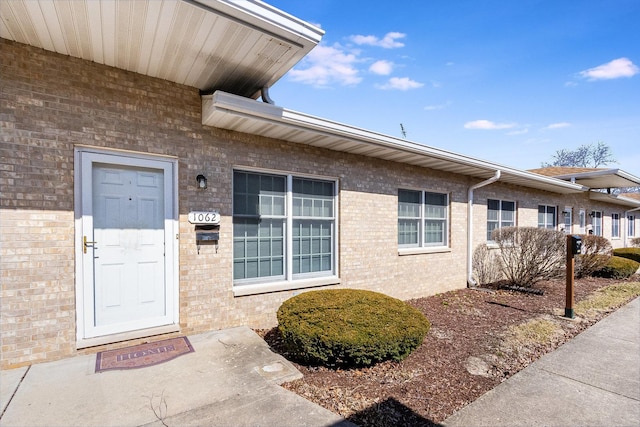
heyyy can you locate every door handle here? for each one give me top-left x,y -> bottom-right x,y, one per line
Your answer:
83,236 -> 97,254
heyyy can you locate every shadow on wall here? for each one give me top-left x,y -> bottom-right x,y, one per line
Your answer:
346,397 -> 445,427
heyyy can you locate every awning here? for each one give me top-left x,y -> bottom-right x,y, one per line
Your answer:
0,0 -> 323,98
203,91 -> 587,195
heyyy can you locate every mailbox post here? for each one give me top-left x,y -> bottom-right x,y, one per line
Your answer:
565,235 -> 582,319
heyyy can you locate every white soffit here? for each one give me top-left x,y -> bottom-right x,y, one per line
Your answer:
0,0 -> 323,98
589,191 -> 640,208
203,91 -> 587,195
552,169 -> 640,189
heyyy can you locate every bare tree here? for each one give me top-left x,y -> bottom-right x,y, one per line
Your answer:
542,141 -> 616,168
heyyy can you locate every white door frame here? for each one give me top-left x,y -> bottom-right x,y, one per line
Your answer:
74,147 -> 179,347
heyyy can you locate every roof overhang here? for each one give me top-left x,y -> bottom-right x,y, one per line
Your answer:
551,169 -> 640,189
0,0 -> 323,98
203,91 -> 587,195
589,191 -> 640,208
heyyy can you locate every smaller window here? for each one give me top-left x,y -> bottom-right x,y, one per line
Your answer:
592,211 -> 602,236
398,190 -> 449,248
487,199 -> 516,241
579,209 -> 586,234
629,215 -> 636,237
612,213 -> 620,238
538,205 -> 557,229
562,208 -> 572,234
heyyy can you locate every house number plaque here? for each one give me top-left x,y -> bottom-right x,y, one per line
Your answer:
188,211 -> 220,225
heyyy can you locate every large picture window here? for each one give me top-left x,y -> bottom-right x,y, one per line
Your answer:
233,171 -> 336,286
487,199 -> 516,241
398,189 -> 448,248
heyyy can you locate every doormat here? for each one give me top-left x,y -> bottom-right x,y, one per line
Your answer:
95,337 -> 194,373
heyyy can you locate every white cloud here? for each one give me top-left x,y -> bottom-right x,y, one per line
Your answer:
507,128 -> 529,135
349,32 -> 406,48
376,77 -> 424,90
545,122 -> 571,130
288,44 -> 362,87
579,57 -> 639,81
369,60 -> 394,75
464,120 -> 516,130
424,101 -> 452,111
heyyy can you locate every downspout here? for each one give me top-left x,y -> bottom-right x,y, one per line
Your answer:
467,170 -> 501,287
623,206 -> 640,247
261,86 -> 275,105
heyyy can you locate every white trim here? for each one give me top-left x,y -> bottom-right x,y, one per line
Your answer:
74,147 -> 179,343
204,91 -> 586,195
231,168 -> 339,292
399,247 -> 451,256
233,276 -> 341,297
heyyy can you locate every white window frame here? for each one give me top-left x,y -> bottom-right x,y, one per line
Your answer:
579,209 -> 586,234
592,210 -> 603,236
611,213 -> 620,239
538,205 -> 557,229
562,207 -> 572,234
629,215 -> 636,237
487,199 -> 516,242
232,168 -> 339,296
398,189 -> 449,252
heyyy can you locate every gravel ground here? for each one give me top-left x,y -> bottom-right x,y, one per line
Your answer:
258,276 -> 638,427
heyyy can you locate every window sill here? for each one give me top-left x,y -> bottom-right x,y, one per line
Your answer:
233,276 -> 341,297
398,246 -> 451,256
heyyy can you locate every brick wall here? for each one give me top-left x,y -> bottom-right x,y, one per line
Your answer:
0,39 -> 634,368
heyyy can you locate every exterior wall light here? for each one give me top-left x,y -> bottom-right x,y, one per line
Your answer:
196,174 -> 207,189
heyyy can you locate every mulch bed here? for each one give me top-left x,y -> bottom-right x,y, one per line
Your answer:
257,276 -> 638,427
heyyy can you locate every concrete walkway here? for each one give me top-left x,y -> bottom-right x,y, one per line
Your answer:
444,297 -> 640,427
2,299 -> 638,427
0,326 -> 354,427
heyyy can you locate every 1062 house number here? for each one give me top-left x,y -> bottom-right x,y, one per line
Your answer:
188,211 -> 220,225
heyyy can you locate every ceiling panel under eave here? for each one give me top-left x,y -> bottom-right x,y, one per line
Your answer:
203,91 -> 588,196
0,0 -> 322,98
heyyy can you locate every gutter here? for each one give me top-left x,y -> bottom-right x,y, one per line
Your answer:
467,170 -> 501,287
623,206 -> 640,247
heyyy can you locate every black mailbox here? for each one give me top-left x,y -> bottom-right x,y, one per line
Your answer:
569,235 -> 582,255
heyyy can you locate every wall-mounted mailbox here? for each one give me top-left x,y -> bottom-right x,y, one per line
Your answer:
569,235 -> 582,255
196,231 -> 219,242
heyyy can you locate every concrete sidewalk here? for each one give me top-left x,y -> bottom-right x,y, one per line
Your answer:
0,326 -> 354,427
2,299 -> 638,427
444,297 -> 640,427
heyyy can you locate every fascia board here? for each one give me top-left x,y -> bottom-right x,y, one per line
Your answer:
204,91 -> 587,194
190,0 -> 324,46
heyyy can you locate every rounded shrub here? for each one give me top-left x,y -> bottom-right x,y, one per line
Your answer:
613,248 -> 640,263
277,289 -> 431,368
594,256 -> 640,279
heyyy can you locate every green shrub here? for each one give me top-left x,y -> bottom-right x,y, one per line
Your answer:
277,289 -> 430,368
613,247 -> 640,263
594,256 -> 640,279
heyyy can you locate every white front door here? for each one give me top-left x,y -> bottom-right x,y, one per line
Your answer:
79,151 -> 177,339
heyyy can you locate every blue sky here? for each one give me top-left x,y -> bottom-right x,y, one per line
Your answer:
267,0 -> 640,175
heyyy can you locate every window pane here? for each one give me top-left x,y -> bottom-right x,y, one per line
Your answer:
425,220 -> 445,245
398,190 -> 420,218
293,219 -> 333,275
233,218 -> 285,280
487,199 -> 499,221
398,219 -> 419,245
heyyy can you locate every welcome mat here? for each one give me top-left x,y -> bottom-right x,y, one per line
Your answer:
95,336 -> 194,373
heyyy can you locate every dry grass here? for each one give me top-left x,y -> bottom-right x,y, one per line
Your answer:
575,282 -> 640,317
507,318 -> 563,347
